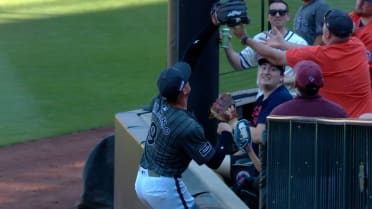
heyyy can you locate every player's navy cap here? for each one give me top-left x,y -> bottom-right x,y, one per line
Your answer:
324,9 -> 353,38
157,62 -> 191,101
294,60 -> 324,90
257,54 -> 285,73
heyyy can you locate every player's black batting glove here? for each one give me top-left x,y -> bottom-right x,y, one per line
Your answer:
210,0 -> 250,27
233,119 -> 252,151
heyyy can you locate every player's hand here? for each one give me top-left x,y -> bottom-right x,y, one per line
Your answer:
211,15 -> 219,26
217,122 -> 233,134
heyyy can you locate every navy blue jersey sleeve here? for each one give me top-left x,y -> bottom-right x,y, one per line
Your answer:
181,22 -> 219,70
181,122 -> 216,165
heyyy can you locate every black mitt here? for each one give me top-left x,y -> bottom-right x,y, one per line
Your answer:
211,0 -> 250,27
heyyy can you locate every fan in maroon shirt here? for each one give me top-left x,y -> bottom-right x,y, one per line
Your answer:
271,60 -> 348,118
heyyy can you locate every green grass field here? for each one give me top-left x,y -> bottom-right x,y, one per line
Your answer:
0,0 -> 353,146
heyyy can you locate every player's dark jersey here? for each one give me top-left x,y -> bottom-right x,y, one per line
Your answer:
140,96 -> 215,177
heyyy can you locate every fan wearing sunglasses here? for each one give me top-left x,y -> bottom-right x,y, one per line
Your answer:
293,0 -> 330,45
268,9 -> 287,16
224,0 -> 307,98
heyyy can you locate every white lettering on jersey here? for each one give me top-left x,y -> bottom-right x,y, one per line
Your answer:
153,101 -> 170,135
146,122 -> 157,145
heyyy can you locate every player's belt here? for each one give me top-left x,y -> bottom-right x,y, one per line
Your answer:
140,167 -> 181,178
140,167 -> 161,177
147,169 -> 161,177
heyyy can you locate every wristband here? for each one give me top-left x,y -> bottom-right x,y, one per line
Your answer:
241,35 -> 250,45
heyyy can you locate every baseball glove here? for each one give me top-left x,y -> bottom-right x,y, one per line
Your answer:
210,93 -> 238,122
211,0 -> 250,27
234,119 -> 252,151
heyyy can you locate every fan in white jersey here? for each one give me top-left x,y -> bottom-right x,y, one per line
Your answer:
224,0 -> 308,97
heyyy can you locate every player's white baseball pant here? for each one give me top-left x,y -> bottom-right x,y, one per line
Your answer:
135,167 -> 195,209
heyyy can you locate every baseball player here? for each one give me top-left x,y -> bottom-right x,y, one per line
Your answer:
134,1 -> 249,209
